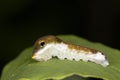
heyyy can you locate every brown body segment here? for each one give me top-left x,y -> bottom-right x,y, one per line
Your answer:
68,44 -> 98,54
33,35 -> 99,55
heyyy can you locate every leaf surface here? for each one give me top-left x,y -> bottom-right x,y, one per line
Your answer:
1,35 -> 120,80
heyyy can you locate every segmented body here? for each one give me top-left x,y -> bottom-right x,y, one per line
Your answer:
32,35 -> 109,67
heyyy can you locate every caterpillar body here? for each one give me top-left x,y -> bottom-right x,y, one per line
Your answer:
32,35 -> 109,67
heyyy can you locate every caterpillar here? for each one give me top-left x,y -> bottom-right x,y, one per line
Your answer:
32,35 -> 109,67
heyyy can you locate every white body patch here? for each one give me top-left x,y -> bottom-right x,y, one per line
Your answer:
32,43 -> 109,67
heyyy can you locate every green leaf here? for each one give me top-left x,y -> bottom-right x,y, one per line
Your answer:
1,35 -> 120,80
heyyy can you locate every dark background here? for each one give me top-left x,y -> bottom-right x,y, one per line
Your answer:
0,0 -> 120,76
